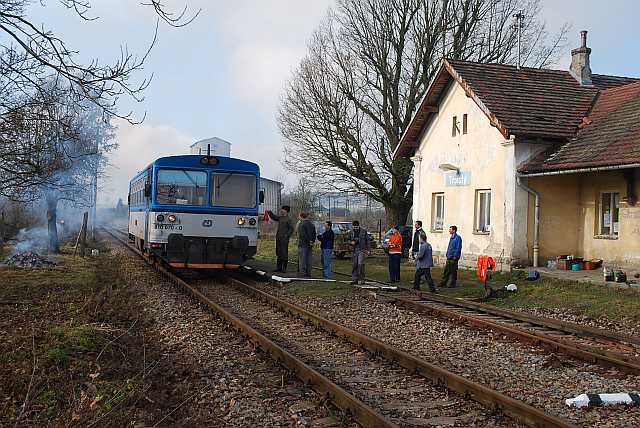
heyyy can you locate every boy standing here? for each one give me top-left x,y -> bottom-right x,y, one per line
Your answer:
414,234 -> 437,292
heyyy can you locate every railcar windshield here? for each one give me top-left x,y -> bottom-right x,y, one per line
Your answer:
156,169 -> 208,205
212,173 -> 256,208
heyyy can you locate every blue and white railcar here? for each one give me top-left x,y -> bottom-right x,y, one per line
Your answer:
128,155 -> 262,268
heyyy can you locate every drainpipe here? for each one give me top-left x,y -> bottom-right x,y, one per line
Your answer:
516,176 -> 540,268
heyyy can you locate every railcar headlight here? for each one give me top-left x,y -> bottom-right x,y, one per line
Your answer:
237,217 -> 246,226
167,214 -> 177,223
248,218 -> 256,226
156,214 -> 165,222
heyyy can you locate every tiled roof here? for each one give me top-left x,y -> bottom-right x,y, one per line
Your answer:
393,59 -> 638,160
447,60 -> 634,139
519,82 -> 640,173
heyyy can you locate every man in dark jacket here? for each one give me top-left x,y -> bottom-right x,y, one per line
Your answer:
317,221 -> 334,279
411,220 -> 427,258
297,212 -> 316,278
440,225 -> 462,288
266,205 -> 295,272
414,234 -> 437,292
348,220 -> 369,285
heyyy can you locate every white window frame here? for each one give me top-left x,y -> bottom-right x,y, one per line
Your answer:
599,191 -> 620,236
431,193 -> 445,232
474,189 -> 491,234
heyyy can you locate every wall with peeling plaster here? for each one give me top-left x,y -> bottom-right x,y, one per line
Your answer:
528,170 -> 640,267
412,82 -> 512,269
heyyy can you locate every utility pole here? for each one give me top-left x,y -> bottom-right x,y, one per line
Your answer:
513,10 -> 525,69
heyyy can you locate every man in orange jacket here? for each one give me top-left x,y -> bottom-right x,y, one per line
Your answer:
385,226 -> 403,283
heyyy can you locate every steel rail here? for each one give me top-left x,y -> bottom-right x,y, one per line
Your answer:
102,228 -> 399,428
226,274 -> 577,428
408,289 -> 640,347
390,294 -> 640,376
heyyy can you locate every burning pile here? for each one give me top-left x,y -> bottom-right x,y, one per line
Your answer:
4,251 -> 57,268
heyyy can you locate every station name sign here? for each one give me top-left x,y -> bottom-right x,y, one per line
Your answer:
445,171 -> 471,187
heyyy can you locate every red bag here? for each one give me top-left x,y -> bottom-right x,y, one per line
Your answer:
263,210 -> 270,222
477,255 -> 496,281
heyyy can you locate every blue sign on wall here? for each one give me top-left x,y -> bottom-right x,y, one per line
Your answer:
445,171 -> 471,186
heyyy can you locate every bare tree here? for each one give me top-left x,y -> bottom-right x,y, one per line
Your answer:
283,178 -> 320,220
279,0 -> 568,227
0,85 -> 117,252
0,0 -> 198,222
0,1 -> 198,122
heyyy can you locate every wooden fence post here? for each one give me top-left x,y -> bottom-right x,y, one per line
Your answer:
80,212 -> 88,258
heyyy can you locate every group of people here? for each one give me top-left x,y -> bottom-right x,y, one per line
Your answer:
384,221 -> 462,292
266,205 -> 369,284
265,205 -> 463,291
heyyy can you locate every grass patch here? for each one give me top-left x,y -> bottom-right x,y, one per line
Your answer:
0,236 -> 161,427
256,237 -> 640,322
285,281 -> 356,298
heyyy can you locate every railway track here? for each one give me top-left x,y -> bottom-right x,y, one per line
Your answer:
388,291 -> 640,376
261,251 -> 640,376
105,227 -> 576,428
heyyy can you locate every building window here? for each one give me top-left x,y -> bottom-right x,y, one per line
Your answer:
431,193 -> 445,231
452,116 -> 457,137
475,189 -> 491,233
600,192 -> 620,236
462,114 -> 468,134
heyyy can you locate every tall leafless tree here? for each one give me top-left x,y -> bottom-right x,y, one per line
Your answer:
279,0 -> 568,227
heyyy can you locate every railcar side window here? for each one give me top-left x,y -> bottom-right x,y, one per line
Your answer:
156,169 -> 207,205
212,173 -> 256,208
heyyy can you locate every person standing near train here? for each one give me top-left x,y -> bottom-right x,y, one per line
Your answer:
440,225 -> 462,288
414,234 -> 437,292
385,225 -> 403,283
317,221 -> 335,279
297,212 -> 316,278
411,220 -> 427,259
266,205 -> 295,273
348,220 -> 369,285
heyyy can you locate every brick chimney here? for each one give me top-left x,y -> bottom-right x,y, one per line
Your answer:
570,30 -> 593,86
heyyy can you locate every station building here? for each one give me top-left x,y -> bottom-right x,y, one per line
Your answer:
393,32 -> 640,269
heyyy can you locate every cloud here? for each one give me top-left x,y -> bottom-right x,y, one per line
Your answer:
99,119 -> 194,207
212,0 -> 333,112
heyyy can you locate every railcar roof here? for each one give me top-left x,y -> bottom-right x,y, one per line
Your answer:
152,155 -> 259,171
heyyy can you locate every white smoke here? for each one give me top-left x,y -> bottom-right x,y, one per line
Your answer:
12,227 -> 54,255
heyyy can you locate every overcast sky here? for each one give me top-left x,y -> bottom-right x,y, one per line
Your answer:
29,0 -> 640,206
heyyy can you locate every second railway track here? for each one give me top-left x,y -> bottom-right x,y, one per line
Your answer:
387,291 -> 640,376
260,252 -> 640,376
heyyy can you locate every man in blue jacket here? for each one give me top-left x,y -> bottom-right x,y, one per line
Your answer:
317,221 -> 335,279
440,225 -> 462,288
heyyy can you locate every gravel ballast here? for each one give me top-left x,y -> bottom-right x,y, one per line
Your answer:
262,285 -> 640,428
193,279 -> 524,428
107,240 -> 339,427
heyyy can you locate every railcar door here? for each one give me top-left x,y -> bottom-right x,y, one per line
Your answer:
143,169 -> 152,251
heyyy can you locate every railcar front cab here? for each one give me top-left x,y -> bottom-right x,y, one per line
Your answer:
130,155 -> 263,269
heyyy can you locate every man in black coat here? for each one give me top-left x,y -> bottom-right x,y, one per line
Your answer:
297,212 -> 316,278
411,220 -> 427,258
266,205 -> 295,272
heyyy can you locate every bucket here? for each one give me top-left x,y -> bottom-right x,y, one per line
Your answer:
571,262 -> 582,271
